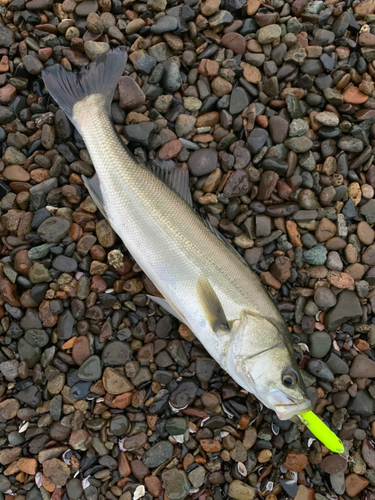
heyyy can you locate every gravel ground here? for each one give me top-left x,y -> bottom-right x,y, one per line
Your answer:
0,0 -> 375,498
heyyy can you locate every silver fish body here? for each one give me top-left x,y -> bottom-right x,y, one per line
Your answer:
43,47 -> 312,420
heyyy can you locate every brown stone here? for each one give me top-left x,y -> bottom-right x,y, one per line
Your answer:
357,221 -> 375,246
349,355 -> 375,378
121,432 -> 147,451
42,458 -> 70,486
118,76 -> 146,110
260,271 -> 281,290
39,300 -> 58,327
0,56 -> 9,73
72,336 -> 91,366
112,392 -> 133,409
363,245 -> 375,266
178,323 -> 196,342
348,182 -> 361,206
158,139 -> 182,160
221,33 -> 246,55
201,0 -> 220,15
3,165 -> 30,182
102,367 -> 134,395
0,447 -> 21,465
258,449 -> 272,463
0,278 -> 21,307
246,0 -> 260,14
201,392 -> 220,408
14,249 -> 32,276
195,112 -> 219,128
123,277 -> 143,294
320,454 -> 347,474
359,32 -> 375,46
198,59 -> 219,77
346,263 -> 365,280
96,219 -> 116,248
30,168 -> 50,183
326,237 -> 346,250
342,86 -> 368,105
327,271 -> 355,290
69,429 -> 90,450
118,452 -> 131,477
270,256 -> 291,283
200,439 -> 222,452
241,62 -> 262,84
286,221 -> 302,247
283,451 -> 308,472
258,171 -> 279,201
17,458 -> 37,475
39,47 -> 53,63
355,0 -> 375,15
295,486 -> 315,500
345,474 -> 369,496
315,218 -> 336,242
211,77 -> 232,97
145,476 -> 162,497
243,427 -> 257,450
0,84 -> 16,103
0,398 -> 19,420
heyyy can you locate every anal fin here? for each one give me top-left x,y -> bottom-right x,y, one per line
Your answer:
82,173 -> 108,219
147,294 -> 188,325
196,276 -> 230,333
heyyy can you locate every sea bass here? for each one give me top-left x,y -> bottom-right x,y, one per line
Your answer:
43,46 -> 312,421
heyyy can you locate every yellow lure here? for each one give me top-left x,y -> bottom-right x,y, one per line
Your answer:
299,411 -> 345,454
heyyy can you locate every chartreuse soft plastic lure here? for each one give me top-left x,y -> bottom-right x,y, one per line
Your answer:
299,411 -> 345,453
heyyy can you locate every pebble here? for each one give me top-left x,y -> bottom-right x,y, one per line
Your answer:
188,149 -> 218,176
325,290 -> 363,330
309,331 -> 331,358
102,367 -> 134,394
142,441 -> 174,468
37,217 -> 71,243
0,399 -> 19,420
43,458 -> 70,486
162,469 -> 190,500
78,355 -> 102,381
283,452 -> 308,473
228,480 -> 255,500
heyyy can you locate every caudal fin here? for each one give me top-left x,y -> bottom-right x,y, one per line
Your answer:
42,46 -> 128,127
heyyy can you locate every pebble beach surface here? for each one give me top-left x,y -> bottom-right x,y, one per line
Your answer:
1,0 -> 375,499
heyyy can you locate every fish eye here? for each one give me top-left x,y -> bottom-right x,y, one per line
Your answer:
282,371 -> 298,387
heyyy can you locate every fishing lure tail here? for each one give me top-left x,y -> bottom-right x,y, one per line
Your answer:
299,411 -> 345,454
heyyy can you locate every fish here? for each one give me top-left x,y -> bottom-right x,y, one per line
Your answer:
42,46 -> 312,422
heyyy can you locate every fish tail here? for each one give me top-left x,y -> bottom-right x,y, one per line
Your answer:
42,47 -> 128,127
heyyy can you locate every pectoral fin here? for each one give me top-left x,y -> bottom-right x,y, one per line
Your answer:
197,276 -> 229,333
147,295 -> 188,325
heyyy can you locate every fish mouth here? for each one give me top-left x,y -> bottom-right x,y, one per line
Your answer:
266,390 -> 312,420
275,400 -> 313,421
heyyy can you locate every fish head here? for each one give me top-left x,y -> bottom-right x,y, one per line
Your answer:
227,312 -> 312,421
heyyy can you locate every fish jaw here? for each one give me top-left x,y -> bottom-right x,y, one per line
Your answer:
271,393 -> 313,421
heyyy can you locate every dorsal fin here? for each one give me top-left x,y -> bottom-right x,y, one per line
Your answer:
149,159 -> 193,207
203,217 -> 249,267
